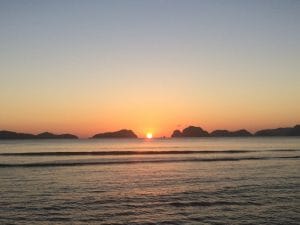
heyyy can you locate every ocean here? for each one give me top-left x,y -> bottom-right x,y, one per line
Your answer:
0,138 -> 299,224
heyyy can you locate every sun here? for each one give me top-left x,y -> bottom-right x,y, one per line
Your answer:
146,133 -> 153,139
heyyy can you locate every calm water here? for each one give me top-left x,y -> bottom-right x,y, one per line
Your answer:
0,138 -> 299,224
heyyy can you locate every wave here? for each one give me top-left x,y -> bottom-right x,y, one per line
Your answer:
0,156 -> 298,168
170,200 -> 262,207
0,150 -> 255,156
0,149 -> 298,157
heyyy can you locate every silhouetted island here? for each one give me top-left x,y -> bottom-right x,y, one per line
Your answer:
255,125 -> 300,136
36,132 -> 78,139
0,130 -> 78,140
171,125 -> 300,137
92,129 -> 137,138
171,126 -> 209,137
211,129 -> 252,137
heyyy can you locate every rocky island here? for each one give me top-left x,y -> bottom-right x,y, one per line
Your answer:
255,125 -> 300,136
211,129 -> 252,137
171,125 -> 300,137
35,132 -> 78,139
171,126 -> 209,137
92,129 -> 137,138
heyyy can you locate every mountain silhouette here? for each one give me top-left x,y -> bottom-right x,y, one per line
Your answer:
171,125 -> 300,137
211,129 -> 252,137
0,130 -> 78,140
92,129 -> 137,138
36,132 -> 78,139
172,126 -> 209,137
255,125 -> 300,136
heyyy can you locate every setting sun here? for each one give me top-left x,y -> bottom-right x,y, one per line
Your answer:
146,133 -> 153,139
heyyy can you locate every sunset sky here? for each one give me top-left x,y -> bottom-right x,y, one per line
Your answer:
0,0 -> 299,138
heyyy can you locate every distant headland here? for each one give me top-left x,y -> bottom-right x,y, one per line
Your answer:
0,131 -> 78,140
172,125 -> 300,137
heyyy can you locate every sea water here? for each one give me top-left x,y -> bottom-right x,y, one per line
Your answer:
0,138 -> 299,224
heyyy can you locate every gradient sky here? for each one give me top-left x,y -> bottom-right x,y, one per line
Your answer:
0,0 -> 299,138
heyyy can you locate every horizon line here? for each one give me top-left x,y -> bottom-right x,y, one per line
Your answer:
1,124 -> 300,139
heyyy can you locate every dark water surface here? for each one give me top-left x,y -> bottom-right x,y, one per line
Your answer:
0,138 -> 299,224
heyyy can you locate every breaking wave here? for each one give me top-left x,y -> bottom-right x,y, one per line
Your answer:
0,155 -> 298,168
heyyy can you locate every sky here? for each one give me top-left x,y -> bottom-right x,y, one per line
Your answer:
0,0 -> 299,138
